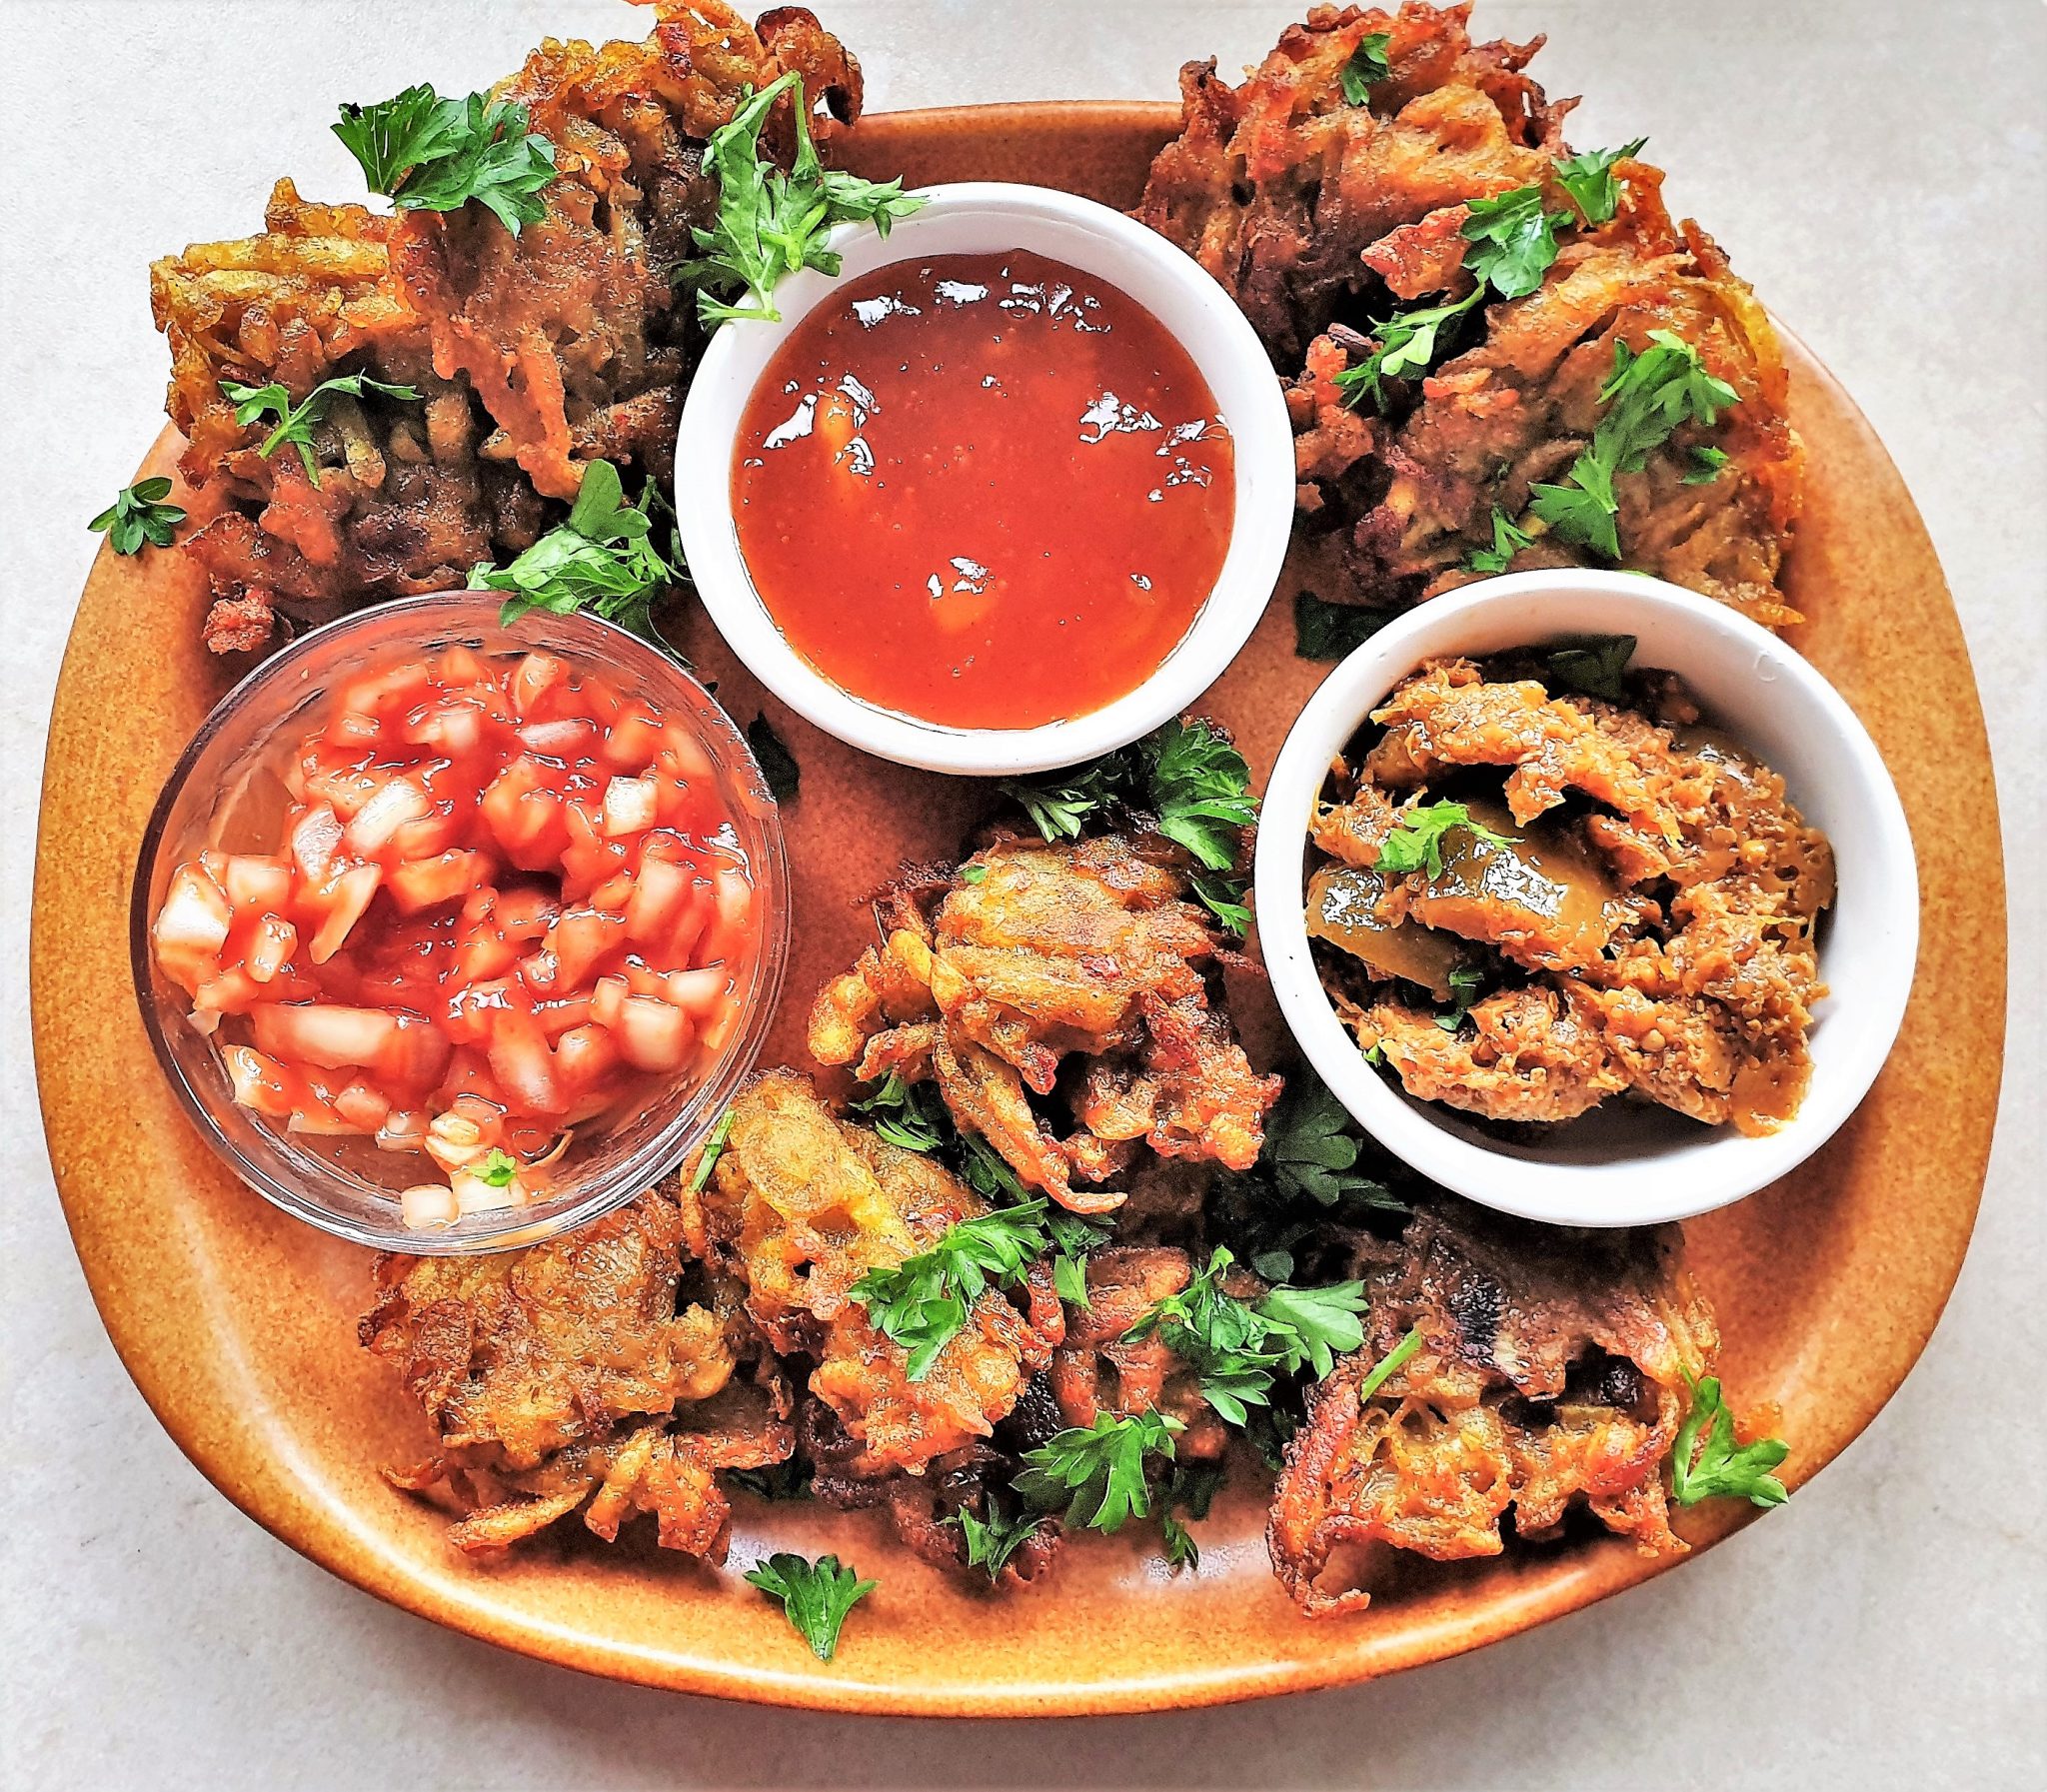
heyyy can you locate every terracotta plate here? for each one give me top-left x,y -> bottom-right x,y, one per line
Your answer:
31,104 -> 2005,1715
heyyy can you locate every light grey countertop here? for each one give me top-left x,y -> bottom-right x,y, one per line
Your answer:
3,3 -> 2040,1787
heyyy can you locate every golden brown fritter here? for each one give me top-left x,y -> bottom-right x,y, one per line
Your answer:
688,1069 -> 1061,1476
1316,657 -> 1833,1131
154,2 -> 864,653
809,835 -> 1281,1207
362,1176 -> 792,1558
1268,1201 -> 1717,1614
1134,4 -> 1802,628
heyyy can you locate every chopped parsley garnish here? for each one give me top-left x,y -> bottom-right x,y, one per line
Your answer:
1337,32 -> 1393,105
847,1200 -> 1051,1379
1670,1375 -> 1790,1508
1001,718 -> 1256,934
467,460 -> 678,645
1375,799 -> 1515,881
475,1147 -> 520,1187
334,84 -> 558,233
681,72 -> 925,327
1460,185 -> 1573,301
689,1106 -> 736,1193
1434,961 -> 1488,1032
953,1493 -> 1043,1582
1555,137 -> 1648,227
727,1456 -> 813,1502
1124,1246 -> 1366,1424
960,863 -> 989,885
220,372 -> 421,485
1331,286 -> 1483,413
1293,589 -> 1391,662
1015,1409 -> 1182,1533
1351,1324 -> 1425,1405
1528,331 -> 1740,559
743,1552 -> 876,1660
747,713 -> 800,801
1160,1462 -> 1221,1571
1685,444 -> 1730,485
1265,1077 -> 1392,1208
1465,505 -> 1536,575
1545,633 -> 1637,703
89,478 -> 185,556
851,1071 -> 948,1152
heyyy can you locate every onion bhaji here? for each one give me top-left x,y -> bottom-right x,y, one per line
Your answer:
808,834 -> 1281,1210
1312,656 -> 1834,1130
360,1174 -> 793,1558
1268,1200 -> 1717,1615
1133,3 -> 1803,627
152,2 -> 863,653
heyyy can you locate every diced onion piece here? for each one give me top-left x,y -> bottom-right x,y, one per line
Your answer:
437,644 -> 486,687
221,855 -> 292,912
406,701 -> 483,755
618,994 -> 693,1072
509,652 -> 566,719
591,974 -> 628,1030
487,1008 -> 564,1113
453,1168 -> 524,1213
401,1183 -> 460,1228
223,1046 -> 292,1116
152,864 -> 233,988
333,1080 -> 392,1131
376,1014 -> 453,1092
194,967 -> 262,1014
547,908 -> 628,989
387,849 -> 486,915
518,718 -> 596,757
310,864 -> 382,962
664,964 -> 731,1019
661,723 -> 716,785
244,913 -> 298,983
554,1022 -> 621,1087
187,1006 -> 222,1036
287,1100 -> 359,1135
291,804 -> 345,884
345,776 -> 431,854
626,856 -> 688,944
603,776 -> 660,838
377,1109 -> 429,1152
251,1001 -> 398,1069
601,710 -> 663,771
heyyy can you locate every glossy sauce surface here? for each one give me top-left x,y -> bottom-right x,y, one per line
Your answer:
732,249 -> 1234,729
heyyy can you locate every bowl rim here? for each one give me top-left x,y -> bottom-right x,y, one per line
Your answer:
1252,570 -> 1922,1227
672,179 -> 1296,776
128,590 -> 791,1255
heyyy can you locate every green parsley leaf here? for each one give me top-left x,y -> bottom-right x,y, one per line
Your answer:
1529,331 -> 1740,559
1047,1208 -> 1113,1307
1545,633 -> 1637,703
847,1200 -> 1051,1379
1434,960 -> 1489,1032
89,477 -> 186,556
1188,869 -> 1252,937
1555,137 -> 1648,227
1149,717 -> 1257,872
1159,1462 -> 1221,1571
1332,286 -> 1484,413
850,1071 -> 949,1154
1685,444 -> 1730,485
1460,186 -> 1571,300
747,713 -> 800,801
743,1552 -> 876,1660
468,460 -> 678,645
1375,799 -> 1516,881
1352,1324 -> 1425,1405
960,863 -> 989,885
1337,32 -> 1393,105
1000,762 -> 1115,843
335,84 -> 557,234
1465,505 -> 1535,575
1293,589 -> 1390,662
727,1456 -> 812,1501
1254,1280 -> 1369,1379
681,72 -> 926,327
1669,1375 -> 1790,1508
1265,1077 -> 1391,1208
220,372 -> 421,485
1016,1409 -> 1182,1532
953,1493 -> 1042,1582
476,1147 -> 520,1187
689,1106 -> 736,1193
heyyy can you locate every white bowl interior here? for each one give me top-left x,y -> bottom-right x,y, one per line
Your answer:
673,183 -> 1295,775
1253,572 -> 1920,1227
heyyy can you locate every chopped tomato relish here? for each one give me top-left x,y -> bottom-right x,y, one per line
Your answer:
149,645 -> 760,1224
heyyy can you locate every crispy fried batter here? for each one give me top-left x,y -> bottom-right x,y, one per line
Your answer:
1268,1200 -> 1717,1614
809,835 -> 1280,1206
1134,3 -> 1802,627
153,2 -> 863,651
692,1069 -> 1060,1476
362,1176 -> 791,1558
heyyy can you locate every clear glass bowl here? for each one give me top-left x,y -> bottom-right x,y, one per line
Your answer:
130,592 -> 790,1254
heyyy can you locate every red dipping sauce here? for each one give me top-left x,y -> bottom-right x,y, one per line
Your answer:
731,249 -> 1235,730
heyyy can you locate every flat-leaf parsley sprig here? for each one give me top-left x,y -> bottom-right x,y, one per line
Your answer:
681,72 -> 925,326
334,83 -> 558,233
744,1552 -> 876,1660
219,372 -> 422,486
846,1200 -> 1053,1380
1374,799 -> 1516,881
1669,1375 -> 1790,1508
89,478 -> 186,556
1015,1408 -> 1183,1533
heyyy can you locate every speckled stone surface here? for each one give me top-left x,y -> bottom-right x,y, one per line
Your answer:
4,1 -> 2041,1786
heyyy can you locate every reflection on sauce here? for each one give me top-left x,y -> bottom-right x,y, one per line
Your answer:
731,249 -> 1234,729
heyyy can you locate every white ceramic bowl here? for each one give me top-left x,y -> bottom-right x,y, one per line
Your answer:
672,182 -> 1295,776
1253,571 -> 1919,1228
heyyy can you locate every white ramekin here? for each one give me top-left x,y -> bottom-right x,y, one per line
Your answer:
672,182 -> 1295,776
1253,571 -> 1919,1228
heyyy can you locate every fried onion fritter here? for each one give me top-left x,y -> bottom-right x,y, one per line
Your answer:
1133,3 -> 1803,628
1267,1200 -> 1717,1614
361,1175 -> 792,1558
809,835 -> 1281,1208
153,2 -> 863,653
688,1069 -> 1061,1477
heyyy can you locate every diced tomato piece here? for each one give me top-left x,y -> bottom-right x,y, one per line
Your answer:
153,864 -> 233,990
251,1001 -> 398,1068
617,994 -> 693,1072
309,864 -> 382,962
516,948 -> 560,993
664,964 -> 732,1019
547,907 -> 628,989
387,849 -> 488,915
601,708 -> 664,772
495,888 -> 560,938
625,856 -> 688,944
376,1014 -> 453,1091
388,806 -> 464,862
405,700 -> 484,755
341,664 -> 433,719
591,975 -> 628,1030
457,926 -> 522,984
554,1022 -> 621,1087
534,994 -> 594,1040
590,871 -> 635,912
333,1081 -> 393,1130
194,966 -> 263,1015
487,1007 -> 564,1113
436,644 -> 486,688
